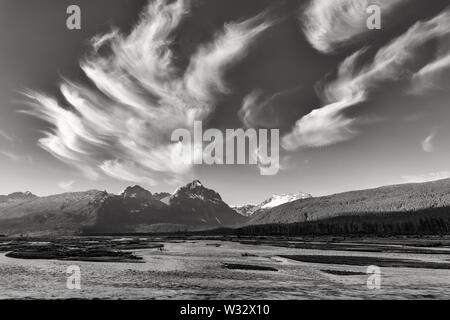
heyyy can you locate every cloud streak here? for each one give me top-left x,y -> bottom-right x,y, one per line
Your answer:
300,0 -> 407,53
0,150 -> 32,163
0,129 -> 13,143
58,180 -> 75,191
24,0 -> 273,186
283,8 -> 450,150
238,89 -> 291,128
421,131 -> 436,153
410,52 -> 450,94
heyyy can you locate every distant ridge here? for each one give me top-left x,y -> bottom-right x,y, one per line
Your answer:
0,191 -> 37,203
244,179 -> 450,235
2,178 -> 450,236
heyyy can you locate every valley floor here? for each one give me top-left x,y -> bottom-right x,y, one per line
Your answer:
0,236 -> 449,299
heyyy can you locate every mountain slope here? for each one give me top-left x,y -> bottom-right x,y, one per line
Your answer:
87,186 -> 168,233
166,180 -> 247,228
3,178 -> 450,236
247,179 -> 450,226
234,192 -> 312,217
0,181 -> 247,235
0,190 -> 108,236
259,193 -> 312,209
0,191 -> 37,204
233,204 -> 259,217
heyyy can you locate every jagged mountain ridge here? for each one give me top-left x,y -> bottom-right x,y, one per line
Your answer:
153,192 -> 171,201
3,178 -> 450,236
167,180 -> 246,227
0,191 -> 37,203
0,180 -> 246,235
121,185 -> 153,200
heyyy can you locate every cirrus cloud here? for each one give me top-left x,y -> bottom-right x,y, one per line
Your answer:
300,0 -> 407,53
283,8 -> 450,150
421,131 -> 436,153
23,0 -> 273,186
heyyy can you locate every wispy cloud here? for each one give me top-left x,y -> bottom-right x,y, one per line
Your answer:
421,131 -> 436,153
239,90 -> 274,128
300,0 -> 407,53
283,8 -> 450,150
0,150 -> 20,161
410,52 -> 450,94
282,96 -> 361,149
238,88 -> 296,128
23,0 -> 273,186
0,150 -> 32,163
58,180 -> 75,191
0,129 -> 13,143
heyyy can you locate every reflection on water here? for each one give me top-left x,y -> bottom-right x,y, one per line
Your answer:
0,240 -> 449,299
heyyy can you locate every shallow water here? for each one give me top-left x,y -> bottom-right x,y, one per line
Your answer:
0,240 -> 449,299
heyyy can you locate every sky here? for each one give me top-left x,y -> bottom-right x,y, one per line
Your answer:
0,0 -> 449,205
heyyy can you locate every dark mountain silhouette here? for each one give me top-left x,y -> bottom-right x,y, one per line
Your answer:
238,207 -> 450,236
89,186 -> 168,234
0,181 -> 247,236
166,180 -> 247,228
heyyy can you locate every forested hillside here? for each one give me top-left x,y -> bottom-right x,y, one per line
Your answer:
247,179 -> 450,227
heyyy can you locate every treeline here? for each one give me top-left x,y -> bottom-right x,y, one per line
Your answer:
237,207 -> 450,236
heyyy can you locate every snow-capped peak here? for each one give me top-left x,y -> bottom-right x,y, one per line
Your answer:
170,180 -> 222,203
260,193 -> 311,209
171,180 -> 203,196
121,185 -> 153,200
190,180 -> 203,189
233,192 -> 312,216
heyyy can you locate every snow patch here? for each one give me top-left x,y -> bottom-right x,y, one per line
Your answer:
260,193 -> 311,209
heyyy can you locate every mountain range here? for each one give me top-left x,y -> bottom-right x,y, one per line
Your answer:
1,178 -> 450,236
0,180 -> 245,236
